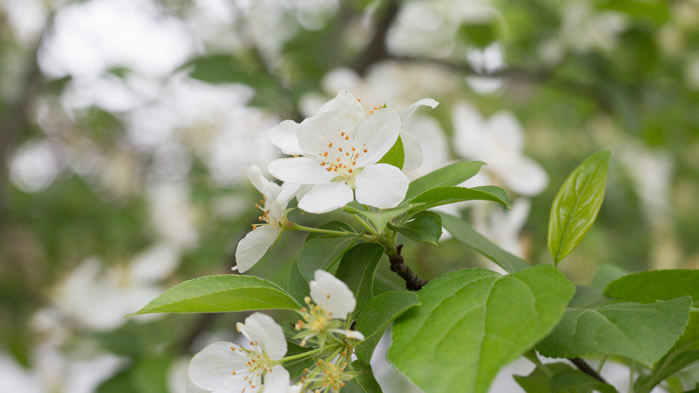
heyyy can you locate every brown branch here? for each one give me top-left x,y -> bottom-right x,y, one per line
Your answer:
351,0 -> 401,76
569,357 -> 609,384
388,244 -> 428,291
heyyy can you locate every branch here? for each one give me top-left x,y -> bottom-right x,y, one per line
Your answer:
351,0 -> 401,75
569,357 -> 609,384
388,244 -> 428,291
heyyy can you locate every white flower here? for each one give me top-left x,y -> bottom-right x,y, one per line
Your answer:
472,199 -> 531,260
233,165 -> 300,273
189,313 -> 290,393
452,102 -> 548,196
309,270 -> 356,320
268,90 -> 429,213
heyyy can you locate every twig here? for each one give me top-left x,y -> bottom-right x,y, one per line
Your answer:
351,0 -> 401,75
570,357 -> 609,384
388,244 -> 428,291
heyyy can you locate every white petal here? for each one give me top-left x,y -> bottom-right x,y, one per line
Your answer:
309,270 -> 356,319
316,90 -> 365,122
264,366 -> 290,392
297,182 -> 354,214
398,98 -> 439,123
353,109 -> 401,167
297,110 -> 358,157
497,156 -> 549,196
233,225 -> 281,273
268,157 -> 336,185
276,182 -> 301,207
270,120 -> 303,155
287,384 -> 304,393
399,131 -> 423,171
487,111 -> 524,154
128,242 -> 180,283
354,164 -> 409,209
189,342 -> 248,391
330,329 -> 365,340
452,102 -> 488,160
242,313 -> 288,361
247,165 -> 280,198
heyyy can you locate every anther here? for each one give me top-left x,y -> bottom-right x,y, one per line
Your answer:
328,142 -> 333,148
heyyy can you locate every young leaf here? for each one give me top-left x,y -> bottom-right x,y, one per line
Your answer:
377,136 -> 405,169
343,361 -> 383,393
537,297 -> 692,367
388,265 -> 574,393
405,161 -> 485,200
389,211 -> 442,245
407,185 -> 510,214
347,204 -> 417,234
354,290 -> 421,364
335,243 -> 385,311
604,270 -> 699,304
634,311 -> 699,393
550,369 -> 619,393
514,363 -> 574,393
548,149 -> 611,264
297,234 -> 357,281
439,212 -> 529,273
131,275 -> 299,315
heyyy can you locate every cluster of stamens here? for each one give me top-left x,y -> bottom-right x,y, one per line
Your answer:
299,358 -> 355,393
318,132 -> 368,178
229,342 -> 274,392
251,198 -> 274,231
295,296 -> 332,334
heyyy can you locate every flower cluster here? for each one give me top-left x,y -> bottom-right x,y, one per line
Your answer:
233,90 -> 437,273
189,271 -> 363,393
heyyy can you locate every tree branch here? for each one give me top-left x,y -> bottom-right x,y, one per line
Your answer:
388,244 -> 428,291
351,0 -> 401,75
569,357 -> 609,384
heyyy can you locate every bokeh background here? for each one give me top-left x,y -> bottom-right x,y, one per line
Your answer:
1,0 -> 698,392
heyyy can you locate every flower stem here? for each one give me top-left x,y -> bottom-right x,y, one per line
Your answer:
286,222 -> 354,237
280,344 -> 339,363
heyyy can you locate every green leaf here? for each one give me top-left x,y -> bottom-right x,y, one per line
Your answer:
537,297 -> 692,367
389,211 -> 442,245
377,136 -> 405,169
388,265 -> 574,393
635,311 -> 699,393
589,264 -> 629,290
407,185 -> 511,214
131,275 -> 299,315
343,361 -> 383,393
457,21 -> 498,48
346,204 -> 417,234
355,291 -> 421,364
297,234 -> 357,281
604,270 -> 699,304
335,243 -> 385,311
550,369 -> 619,393
514,363 -> 574,393
405,161 -> 485,200
548,149 -> 611,264
288,261 -> 309,304
438,212 -> 529,273
568,286 -> 614,308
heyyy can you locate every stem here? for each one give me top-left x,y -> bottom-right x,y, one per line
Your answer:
569,358 -> 608,384
280,344 -> 339,363
596,355 -> 608,374
351,214 -> 377,236
286,222 -> 355,237
524,350 -> 552,377
628,361 -> 635,393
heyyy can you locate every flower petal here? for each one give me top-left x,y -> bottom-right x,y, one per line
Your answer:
241,313 -> 287,361
268,157 -> 336,185
309,270 -> 356,320
316,90 -> 365,122
398,98 -> 439,123
263,366 -> 290,392
452,102 -> 489,160
270,120 -> 303,155
247,165 -> 280,198
275,182 -> 301,207
353,109 -> 401,167
297,110 -> 358,157
487,111 -> 524,153
297,182 -> 354,214
330,329 -> 365,341
354,164 -> 409,209
399,131 -> 423,171
189,342 -> 248,391
233,225 -> 280,273
496,156 -> 549,196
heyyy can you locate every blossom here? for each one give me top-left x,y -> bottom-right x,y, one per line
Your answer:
295,270 -> 364,345
472,199 -> 531,261
189,313 -> 290,393
268,90 -> 434,214
233,165 -> 300,273
452,102 -> 548,196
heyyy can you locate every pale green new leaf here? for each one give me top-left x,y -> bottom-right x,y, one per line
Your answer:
537,297 -> 691,367
389,211 -> 442,245
548,149 -> 611,264
131,275 -> 299,315
439,212 -> 529,273
405,161 -> 485,200
354,291 -> 421,364
605,270 -> 699,304
388,265 -> 574,393
346,204 -> 417,234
